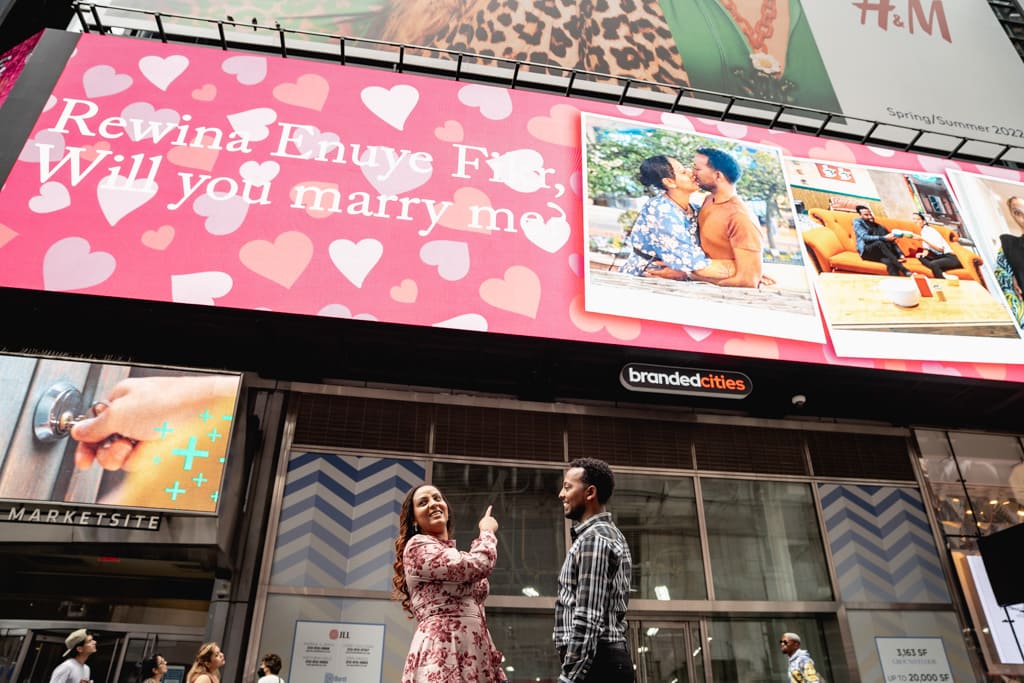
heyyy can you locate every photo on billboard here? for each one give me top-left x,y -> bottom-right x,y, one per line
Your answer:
945,170 -> 1024,335
785,157 -> 1024,363
0,354 -> 241,514
581,112 -> 825,342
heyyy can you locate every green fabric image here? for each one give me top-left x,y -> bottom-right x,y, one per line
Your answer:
661,0 -> 841,112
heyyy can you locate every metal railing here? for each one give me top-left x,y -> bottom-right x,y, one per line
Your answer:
69,1 -> 1024,168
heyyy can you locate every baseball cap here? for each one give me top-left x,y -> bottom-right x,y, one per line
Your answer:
63,629 -> 89,657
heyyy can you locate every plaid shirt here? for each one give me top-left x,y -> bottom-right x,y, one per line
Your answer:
553,512 -> 632,683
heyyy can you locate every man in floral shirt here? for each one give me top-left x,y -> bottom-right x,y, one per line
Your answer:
780,632 -> 824,683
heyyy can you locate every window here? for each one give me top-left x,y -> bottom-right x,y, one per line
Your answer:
702,478 -> 832,601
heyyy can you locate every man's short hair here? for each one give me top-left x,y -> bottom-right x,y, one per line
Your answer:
696,147 -> 742,184
141,654 -> 164,678
782,632 -> 802,645
855,205 -> 870,214
568,457 -> 615,504
261,653 -> 282,675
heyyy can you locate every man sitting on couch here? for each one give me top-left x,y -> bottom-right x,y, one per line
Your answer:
853,205 -> 912,276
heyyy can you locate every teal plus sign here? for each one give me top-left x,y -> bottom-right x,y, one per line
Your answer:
192,472 -> 209,487
173,437 -> 209,471
165,481 -> 186,501
210,491 -> 219,503
154,421 -> 174,439
207,428 -> 222,443
198,409 -> 212,423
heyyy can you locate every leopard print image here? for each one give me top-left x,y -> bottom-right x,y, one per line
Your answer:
371,0 -> 691,86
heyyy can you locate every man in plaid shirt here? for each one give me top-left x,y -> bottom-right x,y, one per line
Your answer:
553,458 -> 633,683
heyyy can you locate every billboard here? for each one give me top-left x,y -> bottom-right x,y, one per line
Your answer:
2,33 -> 1024,385
0,353 -> 241,513
86,0 -> 1024,148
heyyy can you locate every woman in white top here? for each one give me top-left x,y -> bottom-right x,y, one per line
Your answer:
911,212 -> 961,279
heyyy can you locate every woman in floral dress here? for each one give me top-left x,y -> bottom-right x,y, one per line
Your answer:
393,485 -> 507,683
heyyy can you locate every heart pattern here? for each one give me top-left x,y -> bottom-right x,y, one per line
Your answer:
1,34 -> 1021,388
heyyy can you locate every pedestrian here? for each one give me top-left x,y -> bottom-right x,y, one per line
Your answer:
140,654 -> 167,683
554,458 -> 634,682
257,654 -> 285,683
50,629 -> 97,683
187,643 -> 225,683
780,632 -> 824,682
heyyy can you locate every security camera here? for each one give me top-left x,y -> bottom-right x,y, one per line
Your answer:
791,394 -> 807,408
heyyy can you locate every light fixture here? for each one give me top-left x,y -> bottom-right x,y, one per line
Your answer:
646,627 -> 659,637
693,647 -> 702,657
505,666 -> 514,673
521,586 -> 540,597
654,585 -> 671,600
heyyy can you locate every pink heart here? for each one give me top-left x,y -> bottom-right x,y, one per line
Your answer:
359,148 -> 432,195
420,240 -> 470,281
29,182 -> 71,214
479,265 -> 541,318
80,141 -> 112,161
82,65 -> 132,97
458,84 -> 512,120
808,139 -> 857,163
568,295 -> 641,340
0,223 -> 18,249
43,237 -> 115,291
390,279 -> 418,303
723,335 -> 781,360
434,120 -> 464,142
167,133 -> 220,170
527,104 -> 579,146
437,187 -> 496,233
289,181 -> 340,219
274,74 -> 329,111
142,225 -> 175,250
975,363 -> 1008,381
239,231 -> 313,288
192,84 -> 217,101
194,194 -> 249,235
222,55 -> 267,85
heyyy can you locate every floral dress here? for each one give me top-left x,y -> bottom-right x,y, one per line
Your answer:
402,531 -> 507,683
619,192 -> 710,276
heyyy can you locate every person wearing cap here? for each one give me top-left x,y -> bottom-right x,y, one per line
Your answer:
50,629 -> 97,683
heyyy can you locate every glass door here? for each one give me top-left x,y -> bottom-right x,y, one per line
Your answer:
632,620 -> 707,683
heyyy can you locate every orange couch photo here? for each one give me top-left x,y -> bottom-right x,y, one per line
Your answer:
801,208 -> 983,282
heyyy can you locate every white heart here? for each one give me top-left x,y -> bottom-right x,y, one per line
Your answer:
682,326 -> 713,342
227,108 -> 277,143
239,160 -> 281,187
43,237 -> 116,291
138,55 -> 189,91
121,102 -> 181,142
360,85 -> 419,131
433,313 -> 488,331
329,239 -> 384,288
97,175 -> 159,226
19,130 -> 66,163
170,271 -> 233,304
318,304 -> 377,321
83,65 -> 133,97
29,182 -> 71,214
521,215 -> 571,254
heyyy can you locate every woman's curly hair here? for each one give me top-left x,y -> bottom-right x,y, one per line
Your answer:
392,484 -> 454,616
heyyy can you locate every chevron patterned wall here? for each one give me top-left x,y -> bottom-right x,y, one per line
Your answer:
819,484 -> 950,603
270,451 -> 427,590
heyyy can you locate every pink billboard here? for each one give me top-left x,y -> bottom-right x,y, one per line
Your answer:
1,33 -> 1023,384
